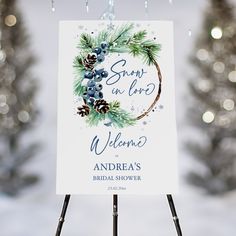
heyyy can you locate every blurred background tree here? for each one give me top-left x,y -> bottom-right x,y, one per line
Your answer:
188,0 -> 236,194
0,0 -> 38,196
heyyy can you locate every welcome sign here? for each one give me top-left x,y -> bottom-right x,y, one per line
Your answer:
57,21 -> 178,194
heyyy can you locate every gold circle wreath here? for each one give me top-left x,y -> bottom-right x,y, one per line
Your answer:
136,60 -> 162,120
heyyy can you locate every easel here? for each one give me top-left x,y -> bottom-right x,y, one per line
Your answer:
55,194 -> 182,236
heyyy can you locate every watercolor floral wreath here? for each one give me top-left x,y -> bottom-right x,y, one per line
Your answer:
73,23 -> 162,128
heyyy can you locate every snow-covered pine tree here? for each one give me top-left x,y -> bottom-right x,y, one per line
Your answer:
0,0 -> 38,195
187,0 -> 236,194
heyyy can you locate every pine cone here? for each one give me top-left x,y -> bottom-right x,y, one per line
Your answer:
83,53 -> 97,70
77,105 -> 90,117
94,99 -> 109,114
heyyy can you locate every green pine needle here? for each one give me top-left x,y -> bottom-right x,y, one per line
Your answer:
73,55 -> 86,96
73,55 -> 85,73
107,110 -> 136,128
128,43 -> 142,56
107,101 -> 136,128
78,33 -> 95,51
84,101 -> 136,128
128,39 -> 161,65
109,101 -> 120,109
74,78 -> 85,96
76,25 -> 161,68
108,46 -> 129,53
140,40 -> 161,65
132,30 -> 147,42
109,23 -> 134,46
74,24 -> 162,128
96,30 -> 109,45
86,107 -> 106,126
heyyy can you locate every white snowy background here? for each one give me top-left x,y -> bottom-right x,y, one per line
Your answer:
0,0 -> 236,235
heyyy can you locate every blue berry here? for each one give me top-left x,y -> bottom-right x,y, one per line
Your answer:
102,49 -> 108,55
94,74 -> 102,82
94,91 -> 103,99
87,97 -> 95,106
95,84 -> 103,91
94,68 -> 104,75
98,91 -> 103,99
84,71 -> 93,79
87,80 -> 96,87
101,41 -> 108,49
93,47 -> 102,55
101,71 -> 108,78
82,92 -> 89,100
97,54 -> 105,63
87,87 -> 95,96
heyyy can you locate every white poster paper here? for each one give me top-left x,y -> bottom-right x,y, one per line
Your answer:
57,21 -> 178,194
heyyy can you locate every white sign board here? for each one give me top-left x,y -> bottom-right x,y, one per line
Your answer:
57,21 -> 178,194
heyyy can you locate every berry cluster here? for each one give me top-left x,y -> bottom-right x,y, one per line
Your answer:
82,41 -> 109,106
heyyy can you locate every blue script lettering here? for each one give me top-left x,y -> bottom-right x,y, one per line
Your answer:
128,79 -> 155,96
90,131 -> 148,155
112,87 -> 125,95
106,59 -> 147,85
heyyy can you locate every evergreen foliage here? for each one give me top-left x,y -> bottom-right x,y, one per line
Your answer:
78,33 -> 95,51
187,0 -> 236,194
107,101 -> 136,128
85,101 -> 136,128
73,56 -> 86,96
0,0 -> 39,196
74,23 -> 161,128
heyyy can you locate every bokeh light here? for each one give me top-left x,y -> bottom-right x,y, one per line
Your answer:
202,110 -> 215,123
223,99 -> 234,111
196,49 -> 209,61
4,14 -> 17,27
228,71 -> 236,82
211,27 -> 223,39
213,61 -> 225,73
17,110 -> 30,123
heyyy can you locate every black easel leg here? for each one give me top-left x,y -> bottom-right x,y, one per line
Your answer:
166,194 -> 182,236
55,195 -> 71,236
113,194 -> 118,236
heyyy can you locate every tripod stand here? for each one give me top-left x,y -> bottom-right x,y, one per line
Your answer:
55,194 -> 182,236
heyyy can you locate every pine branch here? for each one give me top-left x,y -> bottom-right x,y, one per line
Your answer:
109,23 -> 134,46
96,30 -> 109,45
75,24 -> 161,128
74,78 -> 86,96
73,55 -> 85,73
107,110 -> 136,128
78,33 -> 95,50
108,28 -> 161,65
86,107 -> 106,126
128,39 -> 161,65
108,46 -> 129,53
140,40 -> 161,65
73,55 -> 86,96
130,30 -> 147,42
186,0 -> 236,194
84,101 -> 136,128
107,101 -> 136,128
0,0 -> 39,195
128,43 -> 143,56
77,26 -> 161,66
